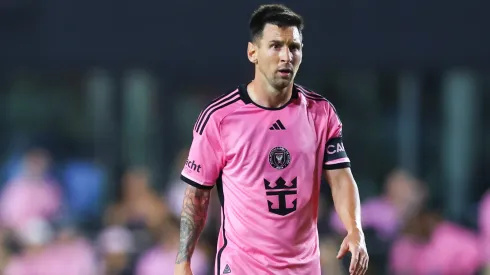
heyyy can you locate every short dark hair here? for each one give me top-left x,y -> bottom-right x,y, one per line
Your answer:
249,4 -> 304,42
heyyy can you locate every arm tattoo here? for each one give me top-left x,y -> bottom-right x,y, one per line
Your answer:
175,185 -> 211,264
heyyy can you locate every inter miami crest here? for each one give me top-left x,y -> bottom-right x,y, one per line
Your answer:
268,146 -> 291,170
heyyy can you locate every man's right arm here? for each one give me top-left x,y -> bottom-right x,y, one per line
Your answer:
175,105 -> 224,272
176,185 -> 212,264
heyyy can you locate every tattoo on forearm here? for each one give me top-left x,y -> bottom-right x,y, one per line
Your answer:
175,186 -> 211,264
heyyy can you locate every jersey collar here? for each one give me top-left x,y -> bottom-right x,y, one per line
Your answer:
238,83 -> 299,110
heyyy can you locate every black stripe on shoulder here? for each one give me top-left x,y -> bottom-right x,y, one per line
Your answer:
296,85 -> 327,101
198,96 -> 240,135
296,85 -> 340,117
195,89 -> 239,130
194,88 -> 239,132
296,84 -> 323,98
302,93 -> 327,102
196,92 -> 240,135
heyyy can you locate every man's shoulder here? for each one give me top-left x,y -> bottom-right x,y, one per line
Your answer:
295,83 -> 326,101
295,83 -> 337,112
193,86 -> 243,135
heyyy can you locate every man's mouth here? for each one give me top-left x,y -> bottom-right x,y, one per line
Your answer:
278,68 -> 293,74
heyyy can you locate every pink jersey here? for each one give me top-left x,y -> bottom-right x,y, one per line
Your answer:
181,84 -> 350,275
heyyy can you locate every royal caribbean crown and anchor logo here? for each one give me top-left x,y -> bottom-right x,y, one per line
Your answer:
264,177 -> 297,216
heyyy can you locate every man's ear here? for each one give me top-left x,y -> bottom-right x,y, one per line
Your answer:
247,42 -> 258,64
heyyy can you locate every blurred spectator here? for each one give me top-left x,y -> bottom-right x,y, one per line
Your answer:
4,218 -> 54,275
62,160 -> 106,225
4,218 -> 96,275
97,226 -> 135,275
0,148 -> 61,231
330,169 -> 427,274
135,216 -> 210,275
47,223 -> 97,275
330,169 -> 426,240
389,201 -> 482,275
104,167 -> 168,253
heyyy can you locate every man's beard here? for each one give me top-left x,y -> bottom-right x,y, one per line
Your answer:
269,74 -> 293,90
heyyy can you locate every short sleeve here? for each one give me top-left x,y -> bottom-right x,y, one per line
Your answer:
180,114 -> 224,189
323,103 -> 351,170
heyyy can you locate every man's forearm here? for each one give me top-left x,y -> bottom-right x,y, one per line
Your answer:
176,185 -> 211,264
329,170 -> 362,233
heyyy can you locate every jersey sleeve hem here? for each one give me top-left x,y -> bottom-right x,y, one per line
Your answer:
323,162 -> 351,170
180,174 -> 214,190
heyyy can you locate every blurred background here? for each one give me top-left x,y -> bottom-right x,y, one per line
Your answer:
0,0 -> 489,274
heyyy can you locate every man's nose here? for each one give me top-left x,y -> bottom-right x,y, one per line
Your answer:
279,47 -> 293,63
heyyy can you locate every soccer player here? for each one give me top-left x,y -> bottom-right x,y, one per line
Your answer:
175,4 -> 369,275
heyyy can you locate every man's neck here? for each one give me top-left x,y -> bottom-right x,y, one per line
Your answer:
247,78 -> 293,109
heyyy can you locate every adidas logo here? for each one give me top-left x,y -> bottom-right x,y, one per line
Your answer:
223,264 -> 231,274
269,120 -> 286,130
